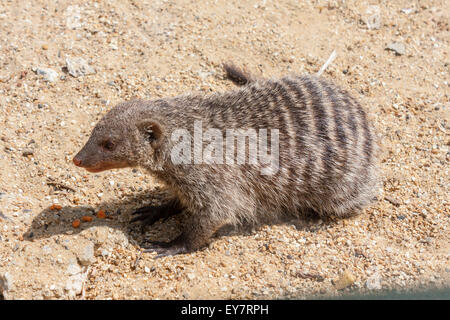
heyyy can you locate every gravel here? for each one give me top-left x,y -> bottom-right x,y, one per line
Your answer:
0,0 -> 448,300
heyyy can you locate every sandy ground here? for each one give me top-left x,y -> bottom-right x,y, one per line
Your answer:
0,0 -> 448,299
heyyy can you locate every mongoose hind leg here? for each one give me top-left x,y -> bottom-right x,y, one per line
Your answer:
130,198 -> 184,228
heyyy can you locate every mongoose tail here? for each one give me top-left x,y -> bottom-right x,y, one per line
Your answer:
223,62 -> 257,86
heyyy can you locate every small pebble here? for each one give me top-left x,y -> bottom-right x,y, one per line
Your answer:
66,263 -> 82,276
72,219 -> 80,228
366,273 -> 382,290
386,42 -> 406,55
66,57 -> 96,77
187,273 -> 196,280
334,270 -> 356,290
22,149 -> 34,157
77,241 -> 95,266
365,5 -> 381,30
0,272 -> 14,292
97,210 -> 106,219
35,67 -> 58,82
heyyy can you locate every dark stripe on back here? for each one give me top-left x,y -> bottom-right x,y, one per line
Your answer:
302,79 -> 329,140
261,81 -> 291,176
349,95 -> 374,194
282,78 -> 315,194
323,83 -> 348,175
247,84 -> 272,129
302,78 -> 336,194
338,90 -> 358,143
354,100 -> 373,164
339,90 -> 372,198
271,80 -> 302,193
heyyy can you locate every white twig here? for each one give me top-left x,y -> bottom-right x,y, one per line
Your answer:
317,50 -> 337,76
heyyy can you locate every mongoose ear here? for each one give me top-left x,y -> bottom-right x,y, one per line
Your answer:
137,120 -> 164,148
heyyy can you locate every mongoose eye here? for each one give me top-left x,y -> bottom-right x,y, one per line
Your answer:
101,140 -> 115,151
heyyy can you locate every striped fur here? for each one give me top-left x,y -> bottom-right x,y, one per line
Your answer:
74,65 -> 380,253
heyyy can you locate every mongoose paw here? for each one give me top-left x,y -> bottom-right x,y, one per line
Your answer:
130,205 -> 163,225
130,203 -> 182,227
143,237 -> 188,258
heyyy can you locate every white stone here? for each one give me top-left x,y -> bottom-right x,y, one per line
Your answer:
77,241 -> 95,266
0,272 -> 14,292
366,273 -> 382,290
187,273 -> 195,280
65,273 -> 85,297
66,57 -> 96,78
36,67 -> 58,82
66,263 -> 82,276
366,5 -> 381,30
65,5 -> 82,29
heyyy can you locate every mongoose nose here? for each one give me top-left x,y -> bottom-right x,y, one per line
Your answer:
73,157 -> 82,166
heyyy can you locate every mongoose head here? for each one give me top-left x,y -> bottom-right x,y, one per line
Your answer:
73,100 -> 167,173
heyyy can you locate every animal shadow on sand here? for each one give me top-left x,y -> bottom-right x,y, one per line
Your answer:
24,187 -> 341,255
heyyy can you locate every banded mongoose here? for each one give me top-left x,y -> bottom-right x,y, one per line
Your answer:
73,63 -> 379,257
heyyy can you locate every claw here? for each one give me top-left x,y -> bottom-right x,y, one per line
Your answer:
130,202 -> 183,227
132,205 -> 159,215
130,206 -> 160,225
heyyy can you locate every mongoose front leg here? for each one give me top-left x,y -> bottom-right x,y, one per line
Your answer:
130,198 -> 184,227
144,210 -> 221,258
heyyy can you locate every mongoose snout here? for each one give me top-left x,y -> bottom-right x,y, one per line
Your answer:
72,157 -> 82,167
